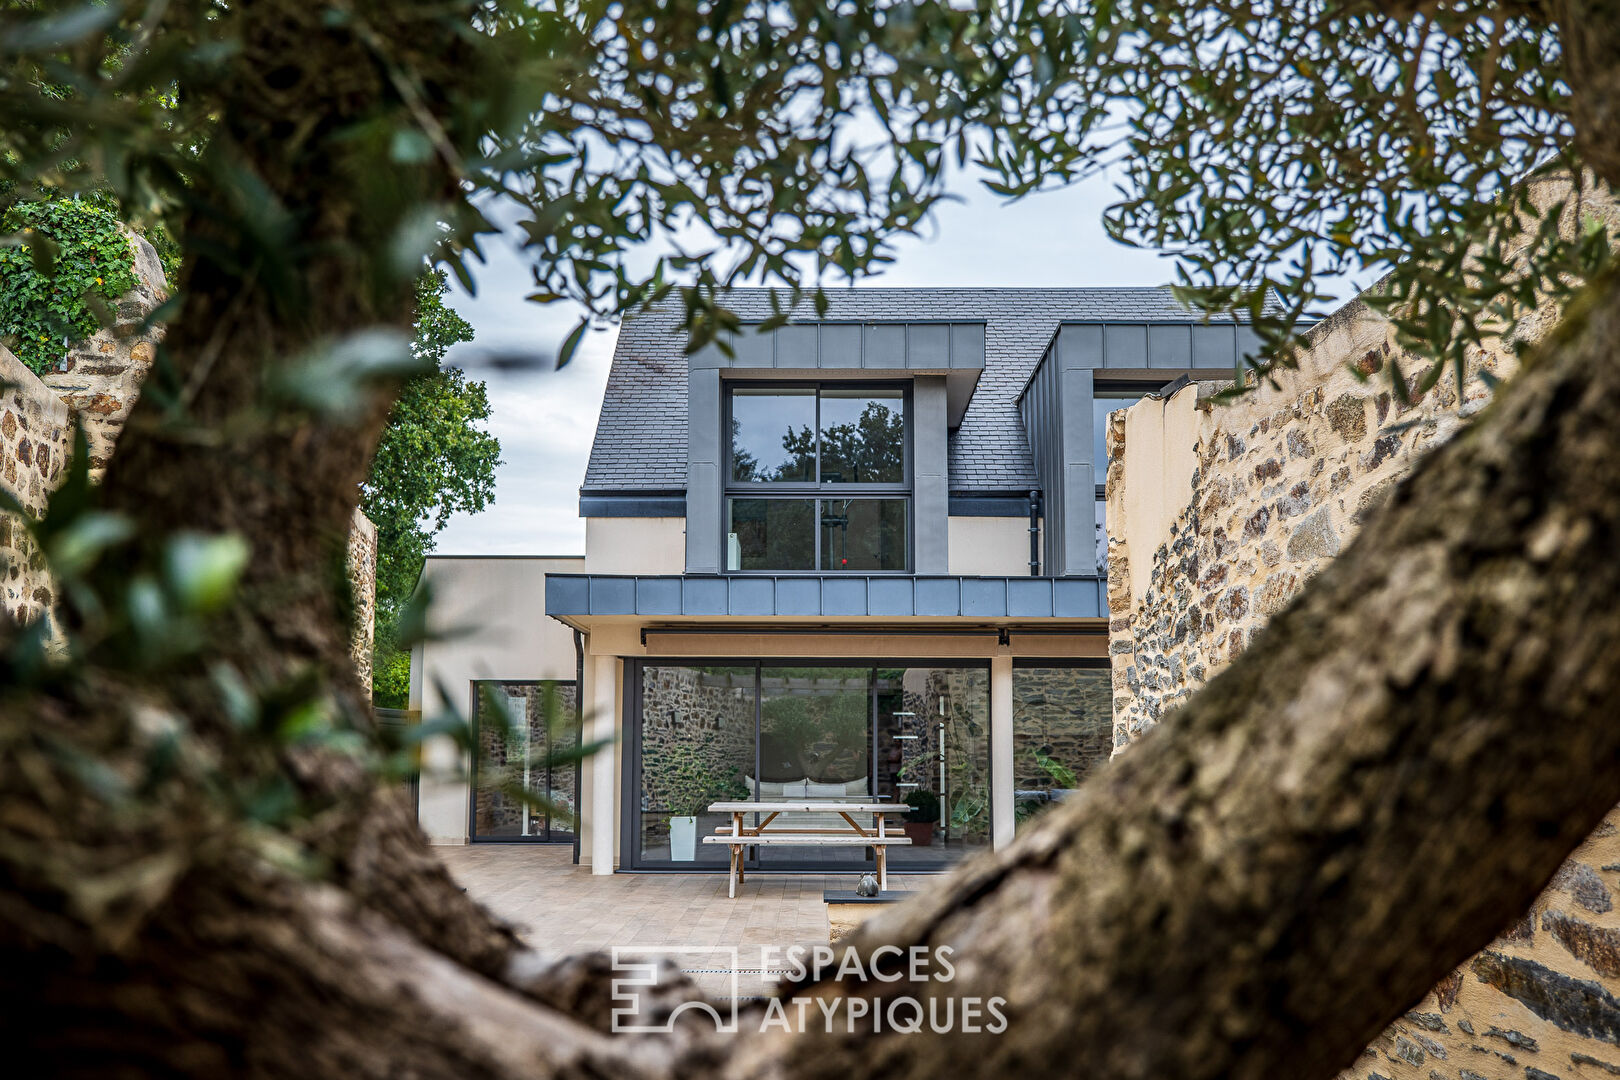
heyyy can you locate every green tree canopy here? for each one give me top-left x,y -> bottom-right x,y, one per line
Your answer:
362,271 -> 499,707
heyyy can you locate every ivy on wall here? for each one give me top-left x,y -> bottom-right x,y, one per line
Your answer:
0,199 -> 138,375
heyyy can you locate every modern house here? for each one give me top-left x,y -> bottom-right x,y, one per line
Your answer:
413,287 -> 1264,874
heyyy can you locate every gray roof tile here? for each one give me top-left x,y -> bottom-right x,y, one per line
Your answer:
585,286 -> 1256,492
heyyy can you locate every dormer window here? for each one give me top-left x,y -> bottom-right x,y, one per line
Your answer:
724,384 -> 909,571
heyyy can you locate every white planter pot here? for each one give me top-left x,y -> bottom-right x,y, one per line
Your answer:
669,815 -> 698,861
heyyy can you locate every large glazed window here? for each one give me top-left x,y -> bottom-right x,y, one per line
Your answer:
470,681 -> 578,842
634,665 -> 756,867
1011,663 -> 1112,829
820,497 -> 907,571
724,384 -> 909,572
627,661 -> 989,870
730,388 -> 816,482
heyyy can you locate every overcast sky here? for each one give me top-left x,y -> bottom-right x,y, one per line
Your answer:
431,172 -> 1186,556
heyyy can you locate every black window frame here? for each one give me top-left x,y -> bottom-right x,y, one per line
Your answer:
620,657 -> 993,872
467,679 -> 580,845
722,381 -> 913,574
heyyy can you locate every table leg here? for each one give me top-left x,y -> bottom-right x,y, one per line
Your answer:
875,813 -> 887,891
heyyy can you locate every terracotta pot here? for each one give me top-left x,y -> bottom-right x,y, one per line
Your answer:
902,821 -> 935,846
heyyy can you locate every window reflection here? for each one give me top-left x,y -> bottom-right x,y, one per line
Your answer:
727,498 -> 815,570
470,681 -> 578,842
820,498 -> 907,571
731,388 -> 815,483
818,389 -> 904,484
1012,665 -> 1111,830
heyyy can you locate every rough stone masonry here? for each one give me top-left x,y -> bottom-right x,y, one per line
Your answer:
1105,186 -> 1620,1079
0,232 -> 378,690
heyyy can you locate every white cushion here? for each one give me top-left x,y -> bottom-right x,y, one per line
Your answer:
805,781 -> 846,799
780,779 -> 810,798
842,777 -> 869,797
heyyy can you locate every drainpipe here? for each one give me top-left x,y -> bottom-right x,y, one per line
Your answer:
572,629 -> 584,865
1028,490 -> 1041,577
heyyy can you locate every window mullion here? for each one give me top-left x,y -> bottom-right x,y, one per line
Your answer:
813,389 -> 822,571
814,388 -> 822,485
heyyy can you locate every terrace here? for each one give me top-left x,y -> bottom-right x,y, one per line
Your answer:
439,845 -> 929,999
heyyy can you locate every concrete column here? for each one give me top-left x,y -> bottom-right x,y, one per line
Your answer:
589,652 -> 619,875
990,649 -> 1015,850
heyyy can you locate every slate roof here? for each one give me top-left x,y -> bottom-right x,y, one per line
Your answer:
584,287 -> 1255,494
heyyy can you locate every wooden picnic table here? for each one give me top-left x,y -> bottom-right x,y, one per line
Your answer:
702,801 -> 912,898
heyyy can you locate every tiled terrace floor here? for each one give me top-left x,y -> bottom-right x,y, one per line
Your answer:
438,844 -> 929,952
437,845 -> 934,999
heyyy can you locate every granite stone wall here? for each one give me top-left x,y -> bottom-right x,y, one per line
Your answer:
347,508 -> 378,694
0,344 -> 72,628
38,232 -> 168,477
2,233 -> 378,682
1105,218 -> 1620,1075
1104,295 -> 1531,746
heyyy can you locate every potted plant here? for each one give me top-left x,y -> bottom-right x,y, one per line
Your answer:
661,746 -> 746,861
902,790 -> 940,846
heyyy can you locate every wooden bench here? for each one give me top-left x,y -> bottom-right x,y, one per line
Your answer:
703,801 -> 913,899
701,834 -> 911,898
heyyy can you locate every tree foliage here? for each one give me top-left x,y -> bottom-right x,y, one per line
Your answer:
362,271 -> 498,708
1,2 -> 1620,1079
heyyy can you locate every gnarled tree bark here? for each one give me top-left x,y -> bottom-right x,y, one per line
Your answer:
4,3 -> 1620,1079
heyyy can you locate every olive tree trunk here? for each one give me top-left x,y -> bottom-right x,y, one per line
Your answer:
5,3 -> 1620,1079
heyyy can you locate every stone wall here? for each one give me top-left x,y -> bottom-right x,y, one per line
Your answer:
2,232 -> 379,690
0,344 -> 72,627
39,232 -> 167,476
1104,230 -> 1620,1075
1105,295 -> 1524,744
347,508 -> 378,694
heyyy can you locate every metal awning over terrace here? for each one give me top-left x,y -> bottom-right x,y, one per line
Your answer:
543,574 -> 1108,622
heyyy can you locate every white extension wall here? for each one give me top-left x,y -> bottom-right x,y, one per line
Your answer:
409,555 -> 584,845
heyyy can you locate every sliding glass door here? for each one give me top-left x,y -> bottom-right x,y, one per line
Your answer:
627,660 -> 990,871
634,665 -> 755,866
755,666 -> 875,867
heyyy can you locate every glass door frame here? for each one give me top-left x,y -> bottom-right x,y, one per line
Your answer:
620,657 -> 992,872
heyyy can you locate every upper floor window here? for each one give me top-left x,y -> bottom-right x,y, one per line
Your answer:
725,385 -> 909,571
